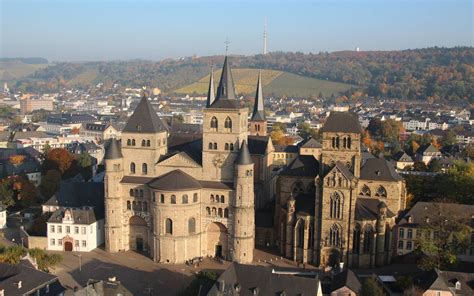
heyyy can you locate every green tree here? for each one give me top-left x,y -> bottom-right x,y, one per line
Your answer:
428,159 -> 442,172
360,278 -> 384,296
440,130 -> 457,147
0,178 -> 15,208
39,169 -> 61,200
75,152 -> 93,181
28,248 -> 62,272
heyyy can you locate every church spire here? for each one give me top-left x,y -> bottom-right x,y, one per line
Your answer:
206,66 -> 215,108
215,56 -> 236,101
251,70 -> 266,121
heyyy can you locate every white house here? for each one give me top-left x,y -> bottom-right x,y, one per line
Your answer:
47,208 -> 104,252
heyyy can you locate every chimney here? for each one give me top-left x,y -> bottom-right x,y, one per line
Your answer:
218,280 -> 225,292
17,281 -> 22,289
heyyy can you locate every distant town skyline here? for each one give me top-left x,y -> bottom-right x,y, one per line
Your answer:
1,0 -> 472,62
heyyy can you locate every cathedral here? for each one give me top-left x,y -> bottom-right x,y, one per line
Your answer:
103,56 -> 406,268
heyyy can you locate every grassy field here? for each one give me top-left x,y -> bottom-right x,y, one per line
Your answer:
175,68 -> 352,97
66,68 -> 99,87
0,61 -> 49,82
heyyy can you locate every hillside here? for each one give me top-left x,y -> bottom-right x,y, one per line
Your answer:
0,59 -> 49,82
10,47 -> 473,104
175,68 -> 352,97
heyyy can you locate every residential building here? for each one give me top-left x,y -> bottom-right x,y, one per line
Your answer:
20,97 -> 54,114
415,144 -> 442,165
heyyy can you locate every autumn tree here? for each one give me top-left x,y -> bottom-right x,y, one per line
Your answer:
0,178 -> 15,208
43,148 -> 75,175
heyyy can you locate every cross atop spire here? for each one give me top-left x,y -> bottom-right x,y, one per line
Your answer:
224,38 -> 231,55
251,70 -> 266,121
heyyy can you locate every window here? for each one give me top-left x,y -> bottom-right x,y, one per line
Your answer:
58,239 -> 62,246
160,194 -> 165,203
143,202 -> 148,211
138,201 -> 142,211
363,227 -> 373,253
152,192 -> 156,202
50,238 -> 55,246
193,193 -> 198,203
291,181 -> 305,194
225,117 -> 232,130
225,143 -> 229,150
407,229 -> 413,239
133,201 -> 137,211
171,195 -> 176,204
347,137 -> 352,149
213,143 -> 217,150
330,192 -> 342,219
212,207 -> 217,216
406,241 -> 412,250
188,218 -> 196,234
142,163 -> 147,175
127,139 -> 131,146
206,207 -> 211,216
81,227 -> 86,235
221,195 -> 225,203
50,225 -> 55,233
165,218 -> 173,234
146,140 -> 151,147
130,162 -> 136,174
230,143 -> 234,150
140,190 -> 144,198
209,142 -> 213,149
399,228 -> 405,239
218,208 -> 223,217
332,137 -> 336,148
182,194 -> 188,204
329,224 -> 341,246
375,186 -> 387,198
360,185 -> 371,197
210,194 -> 215,203
343,137 -> 347,148
224,208 -> 229,218
132,139 -> 136,146
296,220 -> 304,247
127,201 -> 131,210
66,226 -> 70,234
436,292 -> 441,296
74,227 -> 79,234
141,139 -> 146,147
211,116 -> 218,129
398,240 -> 404,249
129,189 -> 134,197
58,226 -> 62,233
353,225 -> 361,253
75,240 -> 79,247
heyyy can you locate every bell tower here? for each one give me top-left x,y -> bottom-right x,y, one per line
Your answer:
248,70 -> 267,136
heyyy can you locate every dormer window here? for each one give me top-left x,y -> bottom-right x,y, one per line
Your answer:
136,125 -> 142,131
455,281 -> 461,290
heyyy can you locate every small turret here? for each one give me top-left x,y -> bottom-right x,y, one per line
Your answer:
206,66 -> 215,108
248,70 -> 267,136
236,140 -> 252,165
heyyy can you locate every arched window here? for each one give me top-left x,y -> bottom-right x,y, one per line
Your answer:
210,194 -> 215,202
146,140 -> 151,147
224,208 -> 229,218
361,185 -> 371,197
130,162 -> 136,174
308,226 -> 314,248
139,190 -> 144,198
129,189 -> 134,197
141,139 -> 146,147
363,226 -> 373,253
291,181 -> 305,194
138,201 -> 142,211
332,137 -> 336,148
221,195 -> 225,203
170,195 -> 176,204
330,192 -> 342,219
211,117 -> 218,129
329,224 -> 341,246
127,201 -> 131,210
296,220 -> 305,248
347,137 -> 352,149
165,218 -> 173,235
188,218 -> 196,234
132,201 -> 137,211
353,224 -> 361,254
143,202 -> 147,211
142,163 -> 147,175
375,186 -> 387,198
230,143 -> 234,150
225,117 -> 232,130
213,143 -> 217,150
336,137 -> 340,148
209,142 -> 213,149
132,139 -> 136,146
343,137 -> 347,148
160,194 -> 165,203
182,194 -> 188,204
218,208 -> 223,217
193,193 -> 198,202
206,207 -> 211,216
225,143 -> 229,150
127,139 -> 131,146
212,207 -> 217,216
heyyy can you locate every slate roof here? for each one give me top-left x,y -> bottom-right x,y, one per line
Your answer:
416,143 -> 440,155
147,170 -> 202,191
355,198 -> 395,221
210,56 -> 241,109
164,138 -> 202,165
77,279 -> 133,296
0,260 -> 65,295
207,262 -> 321,296
281,155 -> 319,177
0,155 -> 41,179
331,269 -> 361,293
120,176 -> 153,184
248,136 -> 270,155
44,182 -> 104,209
360,158 -> 403,182
300,137 -> 322,149
334,161 -> 354,181
0,131 -> 48,142
398,202 -> 474,228
320,112 -> 362,134
251,70 -> 266,121
123,96 -> 167,133
199,180 -> 234,190
48,207 -> 103,225
104,138 -> 123,160
393,151 -> 413,162
206,67 -> 216,108
236,140 -> 252,165
274,145 -> 299,153
412,269 -> 473,295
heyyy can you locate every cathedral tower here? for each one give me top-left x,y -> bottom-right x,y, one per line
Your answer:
104,138 -> 124,252
248,70 -> 267,136
202,56 -> 249,182
232,140 -> 255,263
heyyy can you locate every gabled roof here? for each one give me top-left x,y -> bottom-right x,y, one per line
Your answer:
44,182 -> 104,209
210,56 -> 241,109
300,137 -> 322,149
122,96 -> 167,133
248,136 -> 270,155
147,170 -> 202,191
251,70 -> 266,121
320,112 -> 361,134
236,140 -> 253,165
393,151 -> 413,162
416,143 -> 440,155
48,207 -> 103,225
281,155 -> 319,177
334,161 -> 354,181
360,158 -> 403,182
355,198 -> 395,221
104,138 -> 122,160
331,269 -> 361,293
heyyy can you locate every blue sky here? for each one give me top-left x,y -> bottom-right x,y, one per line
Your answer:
1,0 -> 472,61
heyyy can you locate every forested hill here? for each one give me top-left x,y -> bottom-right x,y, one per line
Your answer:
11,47 -> 474,104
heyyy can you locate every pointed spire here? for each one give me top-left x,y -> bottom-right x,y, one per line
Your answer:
104,138 -> 122,160
215,56 -> 236,101
251,70 -> 266,121
123,95 -> 167,133
206,66 -> 215,108
236,140 -> 253,165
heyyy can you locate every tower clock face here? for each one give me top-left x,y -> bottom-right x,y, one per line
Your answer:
213,154 -> 225,168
